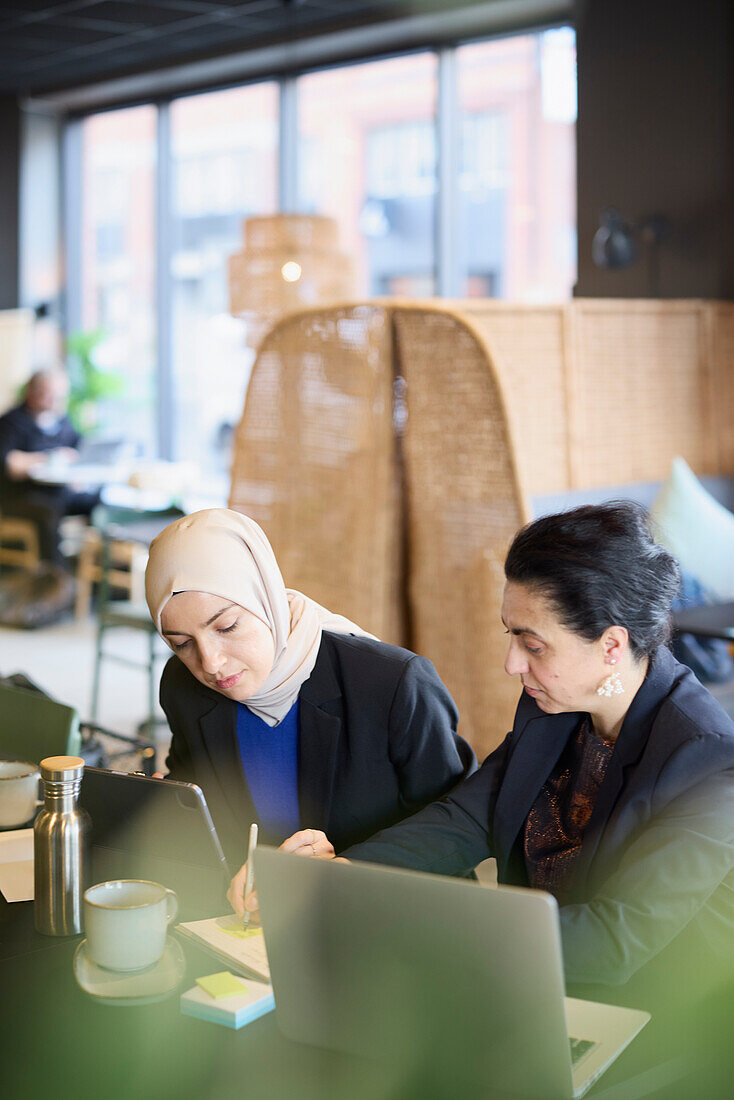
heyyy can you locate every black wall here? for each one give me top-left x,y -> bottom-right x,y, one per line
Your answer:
0,96 -> 20,310
575,0 -> 734,298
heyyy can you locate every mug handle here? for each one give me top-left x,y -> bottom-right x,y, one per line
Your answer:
164,888 -> 179,926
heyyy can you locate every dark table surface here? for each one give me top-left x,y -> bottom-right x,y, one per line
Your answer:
672,602 -> 734,641
1,894 -> 730,1100
0,896 -> 395,1100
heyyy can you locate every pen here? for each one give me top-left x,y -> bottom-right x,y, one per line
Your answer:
242,822 -> 258,929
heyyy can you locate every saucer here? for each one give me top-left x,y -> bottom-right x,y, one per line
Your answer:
0,816 -> 35,831
73,936 -> 186,1006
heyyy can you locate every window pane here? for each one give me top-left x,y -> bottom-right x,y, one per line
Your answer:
170,83 -> 278,478
80,105 -> 157,451
458,28 -> 576,300
298,53 -> 437,296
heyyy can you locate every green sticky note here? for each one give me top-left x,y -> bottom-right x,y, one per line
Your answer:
196,971 -> 247,999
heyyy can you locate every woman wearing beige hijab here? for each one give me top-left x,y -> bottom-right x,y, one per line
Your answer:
145,508 -> 475,914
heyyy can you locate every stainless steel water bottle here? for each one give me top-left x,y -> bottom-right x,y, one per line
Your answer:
34,756 -> 90,936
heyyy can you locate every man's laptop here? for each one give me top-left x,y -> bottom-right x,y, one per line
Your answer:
255,848 -> 650,1100
75,437 -> 127,465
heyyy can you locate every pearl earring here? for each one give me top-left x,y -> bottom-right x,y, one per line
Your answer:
597,670 -> 624,698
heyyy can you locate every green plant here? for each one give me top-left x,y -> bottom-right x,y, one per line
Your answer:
64,328 -> 125,434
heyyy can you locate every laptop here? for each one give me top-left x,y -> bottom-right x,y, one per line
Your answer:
255,848 -> 650,1100
75,437 -> 127,465
79,768 -> 231,920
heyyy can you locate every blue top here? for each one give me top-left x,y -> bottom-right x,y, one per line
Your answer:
235,699 -> 300,840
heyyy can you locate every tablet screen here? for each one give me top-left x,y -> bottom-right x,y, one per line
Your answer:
80,768 -> 231,919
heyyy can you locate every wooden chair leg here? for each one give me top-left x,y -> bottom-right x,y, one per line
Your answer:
75,570 -> 92,620
75,530 -> 101,620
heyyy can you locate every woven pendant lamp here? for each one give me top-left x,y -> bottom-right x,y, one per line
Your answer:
228,214 -> 356,349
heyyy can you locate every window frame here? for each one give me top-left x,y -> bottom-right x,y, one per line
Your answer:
63,24 -> 575,458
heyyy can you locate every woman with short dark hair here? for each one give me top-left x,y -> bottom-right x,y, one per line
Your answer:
504,501 -> 680,661
294,503 -> 734,1001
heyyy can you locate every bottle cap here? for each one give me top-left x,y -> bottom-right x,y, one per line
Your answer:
40,756 -> 85,782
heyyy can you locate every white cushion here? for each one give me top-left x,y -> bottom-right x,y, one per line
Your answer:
650,457 -> 734,600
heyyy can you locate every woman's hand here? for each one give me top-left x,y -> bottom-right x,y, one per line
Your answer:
227,861 -> 260,920
280,829 -> 350,864
280,828 -> 335,859
226,827 -> 336,915
226,829 -> 338,918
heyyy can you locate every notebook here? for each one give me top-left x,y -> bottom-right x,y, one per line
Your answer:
0,828 -> 34,903
176,915 -> 270,983
254,847 -> 650,1100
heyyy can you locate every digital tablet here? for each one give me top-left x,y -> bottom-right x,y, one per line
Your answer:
79,768 -> 232,921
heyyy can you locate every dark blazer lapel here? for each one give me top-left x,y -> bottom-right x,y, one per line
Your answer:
297,645 -> 343,832
199,695 -> 257,829
571,646 -> 679,896
494,709 -> 579,878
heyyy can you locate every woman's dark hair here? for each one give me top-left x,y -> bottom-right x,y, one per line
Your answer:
504,502 -> 681,659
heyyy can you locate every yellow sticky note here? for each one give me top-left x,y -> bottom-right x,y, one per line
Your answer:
196,971 -> 247,999
215,915 -> 262,940
220,925 -> 262,941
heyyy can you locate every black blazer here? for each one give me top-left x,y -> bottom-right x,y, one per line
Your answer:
0,404 -> 80,504
160,631 -> 476,869
346,646 -> 734,990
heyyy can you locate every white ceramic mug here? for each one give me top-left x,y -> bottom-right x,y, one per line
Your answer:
84,879 -> 178,972
0,760 -> 42,828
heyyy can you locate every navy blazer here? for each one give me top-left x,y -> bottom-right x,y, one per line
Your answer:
346,647 -> 734,989
161,631 -> 476,870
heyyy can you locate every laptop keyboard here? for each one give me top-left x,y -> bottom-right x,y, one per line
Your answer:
569,1038 -> 597,1066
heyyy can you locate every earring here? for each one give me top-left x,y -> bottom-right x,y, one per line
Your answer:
597,669 -> 624,698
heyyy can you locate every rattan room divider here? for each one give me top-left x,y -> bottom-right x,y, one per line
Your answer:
229,305 -> 405,646
460,299 -> 734,493
230,299 -> 734,760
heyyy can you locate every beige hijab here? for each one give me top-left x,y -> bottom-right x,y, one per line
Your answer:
145,508 -> 372,726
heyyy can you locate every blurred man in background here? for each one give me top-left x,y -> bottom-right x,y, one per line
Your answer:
0,368 -> 98,567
